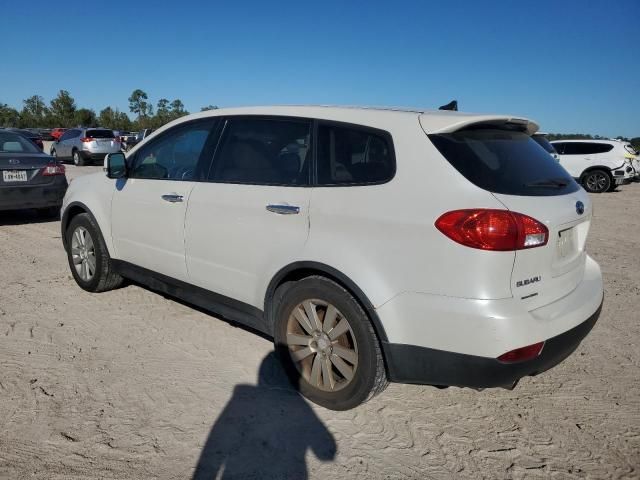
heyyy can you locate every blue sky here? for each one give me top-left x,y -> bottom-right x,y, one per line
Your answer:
1,0 -> 638,137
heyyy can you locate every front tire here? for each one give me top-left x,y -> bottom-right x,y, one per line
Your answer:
72,149 -> 85,166
66,213 -> 123,292
273,276 -> 387,410
582,169 -> 612,193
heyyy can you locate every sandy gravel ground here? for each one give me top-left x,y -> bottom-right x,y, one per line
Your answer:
0,164 -> 639,479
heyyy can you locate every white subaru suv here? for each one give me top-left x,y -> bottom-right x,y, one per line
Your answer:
60,106 -> 604,410
551,139 -> 635,192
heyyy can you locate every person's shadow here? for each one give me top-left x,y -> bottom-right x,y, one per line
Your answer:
192,352 -> 337,479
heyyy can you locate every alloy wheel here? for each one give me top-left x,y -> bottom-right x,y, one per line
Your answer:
586,172 -> 608,192
286,299 -> 359,392
71,226 -> 96,281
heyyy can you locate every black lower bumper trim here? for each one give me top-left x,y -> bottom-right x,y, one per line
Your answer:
383,301 -> 602,388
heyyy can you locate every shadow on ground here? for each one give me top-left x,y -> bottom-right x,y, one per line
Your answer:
192,352 -> 336,479
0,209 -> 58,226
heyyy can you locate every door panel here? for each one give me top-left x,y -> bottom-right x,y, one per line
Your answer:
111,179 -> 195,281
186,184 -> 311,308
110,118 -> 219,282
185,116 -> 313,309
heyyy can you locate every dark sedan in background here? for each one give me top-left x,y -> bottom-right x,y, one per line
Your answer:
0,129 -> 67,216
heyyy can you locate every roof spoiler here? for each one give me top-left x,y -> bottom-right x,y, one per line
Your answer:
439,100 -> 458,111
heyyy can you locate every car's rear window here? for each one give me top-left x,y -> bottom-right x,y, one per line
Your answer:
532,135 -> 557,154
429,128 -> 579,196
86,129 -> 114,139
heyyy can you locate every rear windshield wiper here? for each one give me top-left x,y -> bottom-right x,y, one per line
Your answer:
525,179 -> 568,188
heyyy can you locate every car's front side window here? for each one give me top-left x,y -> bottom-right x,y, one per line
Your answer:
129,120 -> 217,181
209,117 -> 312,186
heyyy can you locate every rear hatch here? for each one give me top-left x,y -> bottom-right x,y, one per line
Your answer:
427,122 -> 590,310
83,129 -> 119,152
0,153 -> 59,186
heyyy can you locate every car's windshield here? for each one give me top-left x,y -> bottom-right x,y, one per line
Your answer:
430,128 -> 579,196
0,131 -> 41,153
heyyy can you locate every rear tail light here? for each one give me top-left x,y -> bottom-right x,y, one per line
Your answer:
80,137 -> 93,143
497,341 -> 544,363
435,209 -> 548,251
42,163 -> 66,176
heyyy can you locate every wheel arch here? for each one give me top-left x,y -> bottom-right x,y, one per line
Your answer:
580,165 -> 614,179
264,261 -> 390,345
61,202 -> 106,252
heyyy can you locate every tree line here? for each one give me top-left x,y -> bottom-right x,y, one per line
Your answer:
0,89 -> 218,132
1,93 -> 638,148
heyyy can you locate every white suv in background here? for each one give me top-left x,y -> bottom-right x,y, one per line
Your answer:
551,139 -> 635,193
60,106 -> 603,410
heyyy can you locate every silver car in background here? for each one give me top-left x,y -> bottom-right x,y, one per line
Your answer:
50,128 -> 121,166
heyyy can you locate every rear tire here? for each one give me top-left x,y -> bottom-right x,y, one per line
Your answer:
72,149 -> 85,167
581,169 -> 611,193
273,276 -> 388,410
65,213 -> 123,292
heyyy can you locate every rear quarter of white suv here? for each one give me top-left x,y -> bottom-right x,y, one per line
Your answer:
60,106 -> 603,410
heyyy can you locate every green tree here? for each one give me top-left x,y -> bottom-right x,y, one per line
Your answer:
200,105 -> 219,111
630,137 -> 640,150
128,89 -> 150,120
0,103 -> 20,127
74,108 -> 97,127
168,99 -> 188,122
50,90 -> 77,127
98,106 -> 132,130
20,95 -> 49,127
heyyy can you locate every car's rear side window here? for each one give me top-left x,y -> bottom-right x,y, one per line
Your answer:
86,129 -> 114,139
316,122 -> 395,185
561,142 -> 614,155
429,129 -> 579,196
209,117 -> 312,186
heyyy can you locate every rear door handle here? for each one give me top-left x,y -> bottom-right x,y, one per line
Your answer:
266,204 -> 300,215
162,194 -> 184,203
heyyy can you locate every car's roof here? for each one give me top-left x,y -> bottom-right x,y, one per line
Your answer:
167,105 -> 539,135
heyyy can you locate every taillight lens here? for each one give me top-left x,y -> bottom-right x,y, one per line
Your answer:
80,137 -> 92,143
42,163 -> 66,176
497,341 -> 544,363
435,209 -> 548,251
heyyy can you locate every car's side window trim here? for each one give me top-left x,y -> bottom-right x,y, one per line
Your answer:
206,115 -> 314,188
127,118 -> 220,182
312,119 -> 397,187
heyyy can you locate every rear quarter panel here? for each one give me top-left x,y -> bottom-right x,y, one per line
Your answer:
299,116 -> 516,309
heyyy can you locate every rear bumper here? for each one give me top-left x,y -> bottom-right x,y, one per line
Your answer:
383,302 -> 601,388
0,177 -> 68,211
377,255 -> 604,387
79,151 -> 111,162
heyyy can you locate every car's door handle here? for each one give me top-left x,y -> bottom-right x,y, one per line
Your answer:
266,204 -> 300,215
161,194 -> 184,203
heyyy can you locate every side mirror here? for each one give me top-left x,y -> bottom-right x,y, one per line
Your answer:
105,152 -> 127,179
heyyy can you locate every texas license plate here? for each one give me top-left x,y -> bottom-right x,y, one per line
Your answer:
2,170 -> 28,182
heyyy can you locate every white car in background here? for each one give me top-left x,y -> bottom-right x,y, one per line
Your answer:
622,143 -> 639,181
60,106 -> 603,410
551,139 -> 635,193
